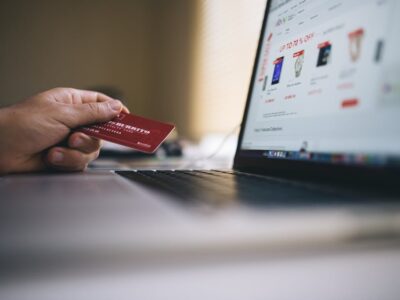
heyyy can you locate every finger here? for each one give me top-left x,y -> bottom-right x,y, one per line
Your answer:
72,90 -> 130,113
61,100 -> 123,128
46,147 -> 100,171
122,104 -> 130,114
73,89 -> 116,104
68,132 -> 102,154
45,88 -> 116,105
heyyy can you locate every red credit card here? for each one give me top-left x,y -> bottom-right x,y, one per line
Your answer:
77,112 -> 175,153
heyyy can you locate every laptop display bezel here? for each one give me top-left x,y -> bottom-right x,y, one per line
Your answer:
233,1 -> 400,184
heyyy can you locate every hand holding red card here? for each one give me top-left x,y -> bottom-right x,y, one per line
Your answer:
77,112 -> 175,153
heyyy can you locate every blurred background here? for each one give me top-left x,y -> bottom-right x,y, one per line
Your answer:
0,0 -> 266,141
2,3 -> 400,299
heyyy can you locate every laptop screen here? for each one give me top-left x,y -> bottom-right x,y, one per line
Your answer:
239,0 -> 400,167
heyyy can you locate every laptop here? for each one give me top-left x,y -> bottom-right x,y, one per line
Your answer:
1,0 -> 400,274
116,0 -> 400,202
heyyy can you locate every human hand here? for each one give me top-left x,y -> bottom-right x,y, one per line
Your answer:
0,88 -> 129,174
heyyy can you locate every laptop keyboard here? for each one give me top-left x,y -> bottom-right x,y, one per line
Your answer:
116,170 -> 344,207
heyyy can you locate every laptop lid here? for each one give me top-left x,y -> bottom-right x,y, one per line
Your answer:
234,0 -> 400,183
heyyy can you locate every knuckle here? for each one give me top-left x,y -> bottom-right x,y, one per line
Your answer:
88,102 -> 103,115
50,87 -> 72,95
92,138 -> 102,149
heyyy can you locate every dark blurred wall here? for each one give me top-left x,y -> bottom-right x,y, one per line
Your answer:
0,0 -> 196,138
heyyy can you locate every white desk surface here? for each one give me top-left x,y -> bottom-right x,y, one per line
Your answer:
1,244 -> 399,300
1,157 -> 400,300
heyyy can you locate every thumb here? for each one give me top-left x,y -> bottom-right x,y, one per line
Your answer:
63,100 -> 123,128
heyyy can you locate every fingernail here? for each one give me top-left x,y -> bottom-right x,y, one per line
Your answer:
110,101 -> 122,112
72,137 -> 83,147
52,151 -> 64,163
